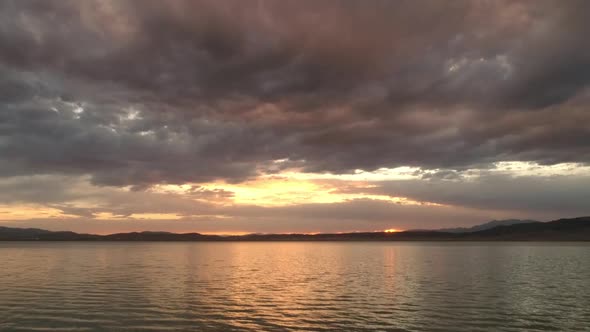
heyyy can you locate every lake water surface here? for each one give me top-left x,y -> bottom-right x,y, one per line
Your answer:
0,242 -> 589,331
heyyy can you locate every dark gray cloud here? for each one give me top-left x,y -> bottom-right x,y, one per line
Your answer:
0,175 -> 222,217
350,173 -> 590,217
0,0 -> 589,187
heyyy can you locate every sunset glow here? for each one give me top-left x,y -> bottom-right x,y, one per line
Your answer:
0,1 -> 589,235
1,162 -> 589,233
1,2 -> 588,331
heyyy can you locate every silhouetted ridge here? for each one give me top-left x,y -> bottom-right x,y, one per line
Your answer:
438,219 -> 540,233
0,217 -> 588,241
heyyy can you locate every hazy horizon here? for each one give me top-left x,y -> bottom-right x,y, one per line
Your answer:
1,0 -> 590,234
0,217 -> 566,236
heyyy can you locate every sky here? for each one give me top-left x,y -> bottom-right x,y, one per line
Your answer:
1,0 -> 590,234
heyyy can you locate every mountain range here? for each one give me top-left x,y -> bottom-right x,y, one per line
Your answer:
0,217 -> 589,241
435,219 -> 540,233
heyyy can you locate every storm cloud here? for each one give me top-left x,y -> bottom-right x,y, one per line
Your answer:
1,0 -> 589,184
0,1 -> 589,232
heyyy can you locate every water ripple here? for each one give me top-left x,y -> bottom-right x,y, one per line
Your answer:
0,242 -> 589,331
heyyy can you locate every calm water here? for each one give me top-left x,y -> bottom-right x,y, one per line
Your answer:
0,242 -> 589,331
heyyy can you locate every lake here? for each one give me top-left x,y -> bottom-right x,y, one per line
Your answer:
0,242 -> 589,331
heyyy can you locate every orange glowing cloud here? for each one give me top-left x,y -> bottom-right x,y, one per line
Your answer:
0,204 -> 78,221
152,173 -> 442,208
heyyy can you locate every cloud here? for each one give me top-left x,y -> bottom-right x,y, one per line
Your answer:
2,170 -> 587,233
1,1 -> 589,188
354,173 -> 590,217
0,173 -> 516,232
0,197 -> 517,234
0,1 -> 589,232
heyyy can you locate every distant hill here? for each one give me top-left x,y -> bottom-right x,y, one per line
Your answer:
459,217 -> 590,241
0,217 -> 589,241
102,231 -> 217,241
0,226 -> 52,239
437,219 -> 540,233
0,226 -> 97,241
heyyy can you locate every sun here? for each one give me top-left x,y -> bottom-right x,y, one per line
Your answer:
384,228 -> 402,233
